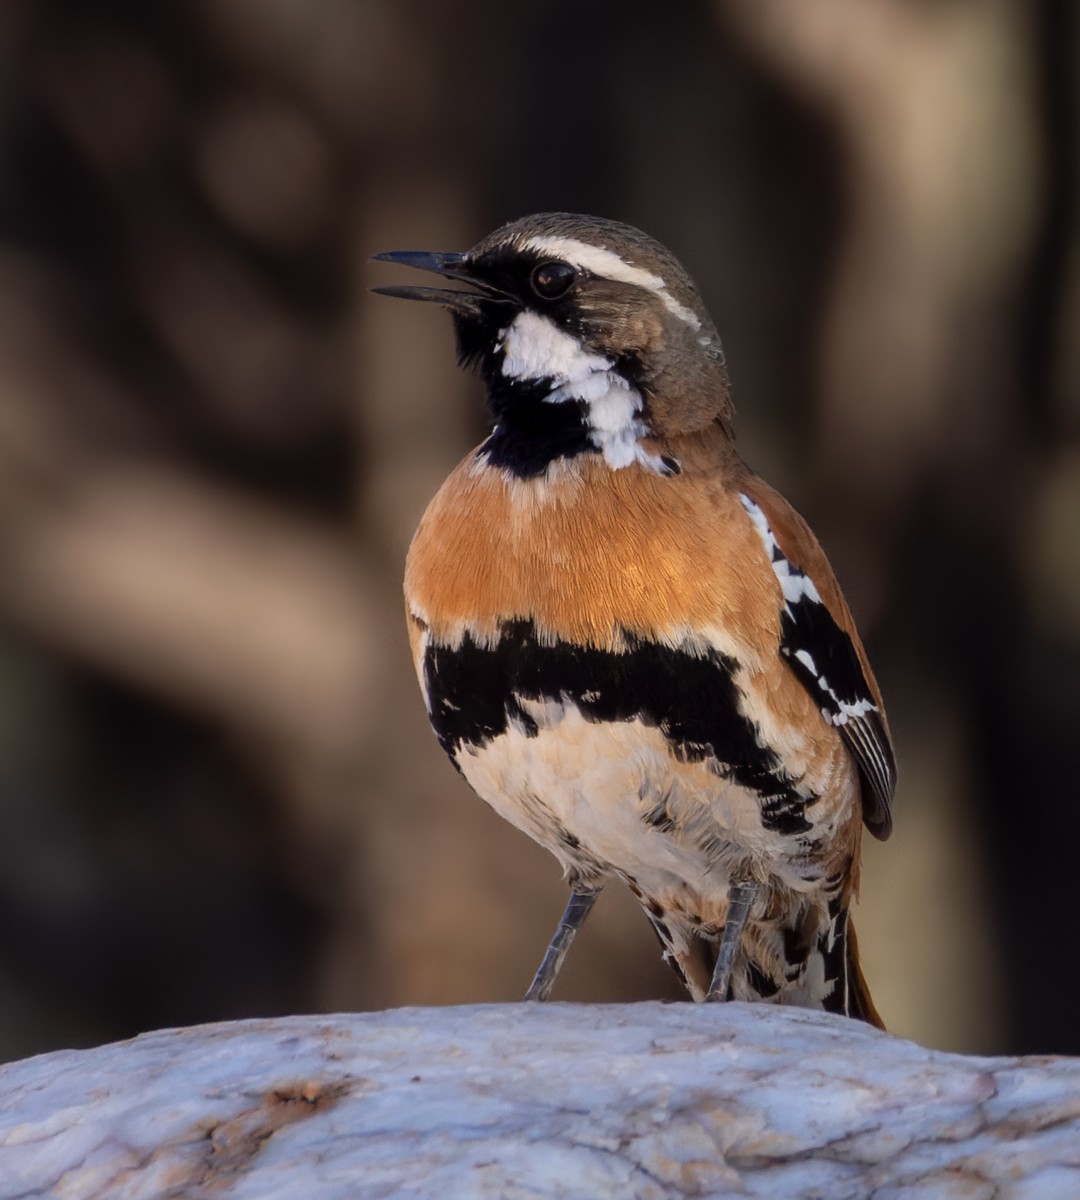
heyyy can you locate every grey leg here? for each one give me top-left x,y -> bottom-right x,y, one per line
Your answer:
524,888 -> 601,1001
706,882 -> 758,1002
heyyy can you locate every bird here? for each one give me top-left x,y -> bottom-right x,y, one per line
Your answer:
373,213 -> 895,1024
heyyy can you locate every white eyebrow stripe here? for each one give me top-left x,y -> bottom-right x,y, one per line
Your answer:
521,234 -> 701,330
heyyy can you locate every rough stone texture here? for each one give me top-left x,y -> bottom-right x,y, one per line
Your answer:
0,1003 -> 1078,1198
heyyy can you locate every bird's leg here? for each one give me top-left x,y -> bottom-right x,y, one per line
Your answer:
706,881 -> 758,1002
524,887 -> 601,1001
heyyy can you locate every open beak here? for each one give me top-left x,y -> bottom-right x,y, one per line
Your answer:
371,249 -> 511,316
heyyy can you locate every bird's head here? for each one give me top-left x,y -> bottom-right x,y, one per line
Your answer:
374,213 -> 732,478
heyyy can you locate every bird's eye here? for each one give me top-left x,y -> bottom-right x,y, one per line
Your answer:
530,261 -> 577,299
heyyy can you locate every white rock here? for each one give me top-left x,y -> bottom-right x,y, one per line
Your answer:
0,1003 -> 1078,1198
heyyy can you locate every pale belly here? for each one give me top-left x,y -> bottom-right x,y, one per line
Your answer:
452,695 -> 856,927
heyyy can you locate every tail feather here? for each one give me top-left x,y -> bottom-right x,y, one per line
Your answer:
816,899 -> 885,1028
841,918 -> 885,1029
639,895 -> 885,1028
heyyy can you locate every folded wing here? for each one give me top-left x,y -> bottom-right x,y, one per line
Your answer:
738,483 -> 896,840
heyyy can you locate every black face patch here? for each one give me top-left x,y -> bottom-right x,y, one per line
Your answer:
424,619 -> 815,835
454,289 -> 605,478
451,299 -> 600,478
450,246 -> 581,376
447,247 -> 659,480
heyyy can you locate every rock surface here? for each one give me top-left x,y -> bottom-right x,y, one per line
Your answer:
0,1003 -> 1078,1198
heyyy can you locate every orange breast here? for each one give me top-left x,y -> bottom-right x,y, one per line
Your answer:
405,452 -> 783,656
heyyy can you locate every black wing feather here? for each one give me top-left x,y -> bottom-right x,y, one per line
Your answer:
740,493 -> 897,840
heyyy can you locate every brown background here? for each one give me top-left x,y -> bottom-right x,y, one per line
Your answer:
0,0 -> 1075,1063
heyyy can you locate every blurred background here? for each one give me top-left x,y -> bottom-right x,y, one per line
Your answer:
0,0 -> 1075,1064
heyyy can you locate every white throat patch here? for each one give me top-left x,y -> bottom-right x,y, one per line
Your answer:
521,234 -> 701,330
497,310 -> 670,475
499,307 -> 609,384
